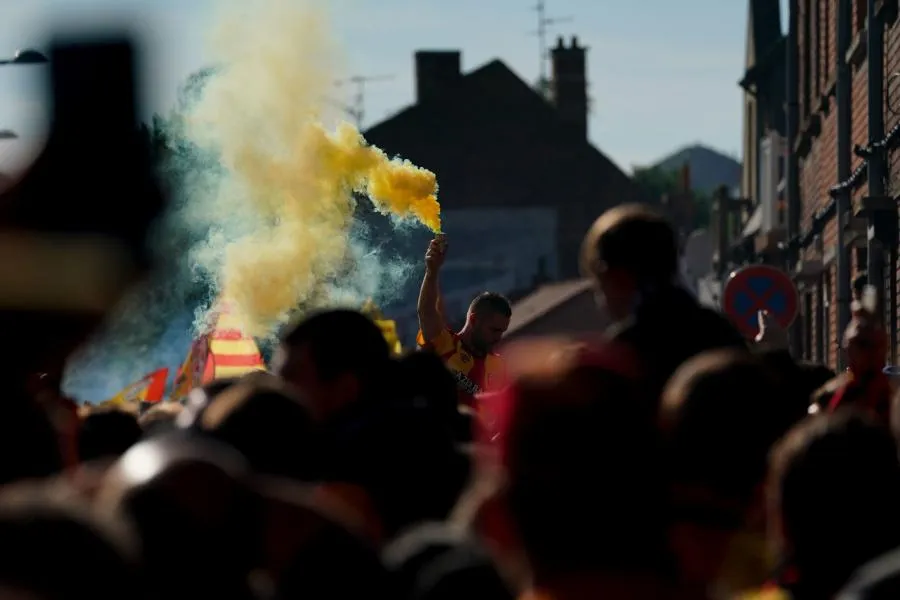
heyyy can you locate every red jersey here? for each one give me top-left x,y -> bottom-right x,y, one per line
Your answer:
418,327 -> 507,406
827,371 -> 892,421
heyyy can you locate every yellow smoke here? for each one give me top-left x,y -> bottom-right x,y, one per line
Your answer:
186,0 -> 440,337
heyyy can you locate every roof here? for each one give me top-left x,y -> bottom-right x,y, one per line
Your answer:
505,279 -> 594,335
751,0 -> 783,58
742,0 -> 785,99
364,59 -> 646,206
745,0 -> 782,65
369,59 -> 552,134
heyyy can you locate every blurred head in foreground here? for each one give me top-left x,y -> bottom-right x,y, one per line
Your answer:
458,338 -> 670,594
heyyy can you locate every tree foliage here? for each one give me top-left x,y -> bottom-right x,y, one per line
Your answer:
632,165 -> 711,231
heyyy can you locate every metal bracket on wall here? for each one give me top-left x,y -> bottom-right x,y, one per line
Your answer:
843,214 -> 868,248
888,72 -> 900,116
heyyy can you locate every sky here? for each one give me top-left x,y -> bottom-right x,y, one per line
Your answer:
0,0 -> 788,174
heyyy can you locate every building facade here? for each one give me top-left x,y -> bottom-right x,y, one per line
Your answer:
734,0 -> 788,264
726,0 -> 900,368
790,0 -> 899,367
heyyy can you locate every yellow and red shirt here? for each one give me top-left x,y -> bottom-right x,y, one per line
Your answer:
418,327 -> 507,406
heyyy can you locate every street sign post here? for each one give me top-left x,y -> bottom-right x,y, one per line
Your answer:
722,264 -> 799,339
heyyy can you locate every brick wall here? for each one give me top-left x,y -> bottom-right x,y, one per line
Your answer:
888,11 -> 900,364
798,0 -> 839,367
849,6 -> 869,365
887,7 -> 900,364
796,0 -> 900,367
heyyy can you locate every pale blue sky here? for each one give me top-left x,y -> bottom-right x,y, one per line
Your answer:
0,0 -> 789,173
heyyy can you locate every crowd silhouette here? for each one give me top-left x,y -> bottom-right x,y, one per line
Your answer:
6,198 -> 900,600
2,34 -> 900,600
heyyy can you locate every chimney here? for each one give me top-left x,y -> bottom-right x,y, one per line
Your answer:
550,35 -> 588,138
680,163 -> 691,192
414,51 -> 461,105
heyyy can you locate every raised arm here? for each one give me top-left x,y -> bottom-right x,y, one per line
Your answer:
417,236 -> 446,343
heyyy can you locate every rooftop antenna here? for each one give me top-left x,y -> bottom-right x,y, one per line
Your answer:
333,74 -> 395,128
529,1 -> 573,95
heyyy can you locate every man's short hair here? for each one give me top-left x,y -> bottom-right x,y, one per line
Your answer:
281,309 -> 390,383
468,292 -> 512,318
198,378 -> 320,481
770,410 -> 900,590
581,204 -> 679,284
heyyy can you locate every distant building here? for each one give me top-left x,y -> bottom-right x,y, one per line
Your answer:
363,36 -> 647,284
708,0 -> 787,304
503,279 -> 608,341
737,0 -> 787,260
658,163 -> 696,239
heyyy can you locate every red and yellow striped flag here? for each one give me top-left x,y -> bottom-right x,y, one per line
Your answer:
102,367 -> 168,407
201,300 -> 265,383
172,336 -> 210,401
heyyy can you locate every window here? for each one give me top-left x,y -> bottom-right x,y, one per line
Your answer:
815,284 -> 824,362
855,0 -> 867,32
822,0 -> 831,84
820,269 -> 832,366
890,249 -> 898,363
855,246 -> 869,272
804,292 -> 814,360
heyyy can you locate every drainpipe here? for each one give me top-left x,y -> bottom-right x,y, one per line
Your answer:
836,0 -> 853,364
786,0 -> 801,353
866,0 -> 887,314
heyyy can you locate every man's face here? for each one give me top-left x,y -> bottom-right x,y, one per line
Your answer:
471,311 -> 510,354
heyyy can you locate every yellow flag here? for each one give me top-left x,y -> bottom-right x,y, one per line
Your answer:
103,368 -> 169,406
375,318 -> 403,355
361,300 -> 402,354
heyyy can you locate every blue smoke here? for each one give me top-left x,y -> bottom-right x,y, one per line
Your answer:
62,67 -> 421,403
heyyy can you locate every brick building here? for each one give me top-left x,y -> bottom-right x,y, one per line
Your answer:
738,0 -> 787,261
775,0 -> 899,367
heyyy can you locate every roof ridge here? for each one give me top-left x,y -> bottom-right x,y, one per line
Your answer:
506,279 -> 594,335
